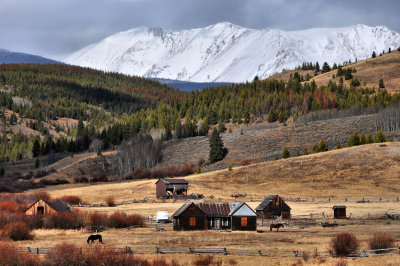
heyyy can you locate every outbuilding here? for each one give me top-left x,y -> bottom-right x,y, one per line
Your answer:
255,195 -> 291,220
155,178 -> 188,198
333,205 -> 347,219
172,202 -> 257,231
24,199 -> 70,215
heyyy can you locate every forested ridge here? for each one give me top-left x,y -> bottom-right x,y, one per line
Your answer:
0,62 -> 399,163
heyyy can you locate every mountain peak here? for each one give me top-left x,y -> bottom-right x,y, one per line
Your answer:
65,23 -> 400,83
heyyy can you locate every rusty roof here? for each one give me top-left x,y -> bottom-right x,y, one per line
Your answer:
156,178 -> 189,185
172,202 -> 246,217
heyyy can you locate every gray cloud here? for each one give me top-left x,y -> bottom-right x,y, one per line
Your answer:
0,0 -> 398,58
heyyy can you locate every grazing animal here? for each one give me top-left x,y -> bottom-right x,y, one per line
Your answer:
87,234 -> 103,244
270,223 -> 284,232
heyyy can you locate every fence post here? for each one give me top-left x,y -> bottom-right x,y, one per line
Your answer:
189,247 -> 194,254
156,247 -> 161,254
27,247 -> 31,253
37,248 -> 39,254
224,248 -> 228,255
258,250 -> 262,256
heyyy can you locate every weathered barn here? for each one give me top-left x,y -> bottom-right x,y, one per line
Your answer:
156,178 -> 188,198
172,202 -> 257,231
333,205 -> 346,219
255,195 -> 291,219
24,199 -> 70,215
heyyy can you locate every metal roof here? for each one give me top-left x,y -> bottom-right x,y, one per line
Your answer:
333,205 -> 347,209
46,200 -> 71,212
156,178 -> 189,185
255,195 -> 278,211
172,202 -> 256,217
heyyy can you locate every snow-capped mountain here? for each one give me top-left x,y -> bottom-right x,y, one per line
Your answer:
64,23 -> 400,83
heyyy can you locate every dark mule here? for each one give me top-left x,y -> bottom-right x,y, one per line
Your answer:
87,234 -> 103,244
270,223 -> 284,232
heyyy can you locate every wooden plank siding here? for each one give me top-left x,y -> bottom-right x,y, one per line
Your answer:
173,204 -> 206,230
231,216 -> 257,231
156,180 -> 167,198
24,200 -> 58,216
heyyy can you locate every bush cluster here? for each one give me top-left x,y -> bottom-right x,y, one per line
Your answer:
88,211 -> 145,229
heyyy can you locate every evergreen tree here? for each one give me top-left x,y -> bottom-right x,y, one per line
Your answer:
372,51 -> 376,58
332,63 -> 338,70
218,122 -> 227,133
377,129 -> 385,142
321,62 -> 331,73
9,113 -> 17,125
35,157 -> 40,169
366,134 -> 373,144
348,132 -> 360,147
388,47 -> 391,53
319,140 -> 328,152
198,119 -> 210,136
312,143 -> 319,153
360,134 -> 366,145
76,118 -> 84,139
209,128 -> 224,163
282,147 -> 290,159
344,68 -> 353,80
32,139 -> 40,157
336,66 -> 344,77
315,62 -> 320,72
379,78 -> 385,88
336,142 -> 342,149
0,167 -> 4,177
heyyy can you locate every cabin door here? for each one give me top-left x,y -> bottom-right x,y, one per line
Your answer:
215,218 -> 220,229
37,206 -> 44,215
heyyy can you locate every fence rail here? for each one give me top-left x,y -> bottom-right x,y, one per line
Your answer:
18,245 -> 400,258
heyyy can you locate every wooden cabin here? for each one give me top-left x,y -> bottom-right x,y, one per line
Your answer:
156,178 -> 188,198
255,195 -> 291,219
333,205 -> 346,219
24,199 -> 70,216
172,202 -> 257,231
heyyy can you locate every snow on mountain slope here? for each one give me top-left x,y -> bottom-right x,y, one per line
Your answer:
64,23 -> 400,82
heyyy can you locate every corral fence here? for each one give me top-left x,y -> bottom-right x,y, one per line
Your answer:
15,246 -> 400,258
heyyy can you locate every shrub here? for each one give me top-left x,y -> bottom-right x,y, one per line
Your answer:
73,176 -> 89,183
193,255 -> 215,266
331,232 -> 359,257
88,212 -> 108,228
108,212 -> 145,228
31,191 -> 52,202
0,241 -> 40,265
2,221 -> 34,241
241,159 -> 251,166
58,195 -> 84,205
105,196 -> 116,207
90,175 -> 109,183
368,232 -> 395,253
334,258 -> 348,266
46,243 -> 150,266
44,212 -> 85,230
152,170 -> 165,179
180,165 -> 194,176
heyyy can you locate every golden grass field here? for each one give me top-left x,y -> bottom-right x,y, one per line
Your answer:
17,142 -> 400,265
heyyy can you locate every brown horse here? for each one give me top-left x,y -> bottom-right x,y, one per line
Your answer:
87,234 -> 103,244
270,223 -> 284,232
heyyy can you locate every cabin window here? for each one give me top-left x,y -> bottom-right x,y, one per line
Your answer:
223,218 -> 229,226
189,217 -> 196,226
241,217 -> 247,226
174,218 -> 179,226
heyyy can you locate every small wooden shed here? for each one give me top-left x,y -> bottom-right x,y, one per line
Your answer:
24,199 -> 70,216
156,178 -> 188,198
333,205 -> 346,219
255,195 -> 291,219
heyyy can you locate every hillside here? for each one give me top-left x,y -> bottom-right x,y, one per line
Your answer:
0,49 -> 62,64
64,23 -> 400,82
268,50 -> 400,93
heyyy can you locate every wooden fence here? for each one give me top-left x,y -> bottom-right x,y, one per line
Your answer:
16,246 -> 400,258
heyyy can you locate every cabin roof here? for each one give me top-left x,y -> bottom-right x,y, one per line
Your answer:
333,205 -> 347,209
156,178 -> 189,185
255,195 -> 291,211
172,202 -> 256,217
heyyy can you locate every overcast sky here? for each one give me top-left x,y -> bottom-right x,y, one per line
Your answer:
0,0 -> 399,58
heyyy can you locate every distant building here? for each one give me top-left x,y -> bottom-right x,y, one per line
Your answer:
172,202 -> 257,231
155,178 -> 188,198
24,199 -> 70,215
333,205 -> 347,219
255,195 -> 291,219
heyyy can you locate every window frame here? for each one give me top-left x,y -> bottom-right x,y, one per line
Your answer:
241,217 -> 247,226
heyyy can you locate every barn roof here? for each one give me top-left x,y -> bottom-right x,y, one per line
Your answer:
255,195 -> 291,211
24,199 -> 70,213
156,178 -> 189,185
46,200 -> 70,212
172,202 -> 255,218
